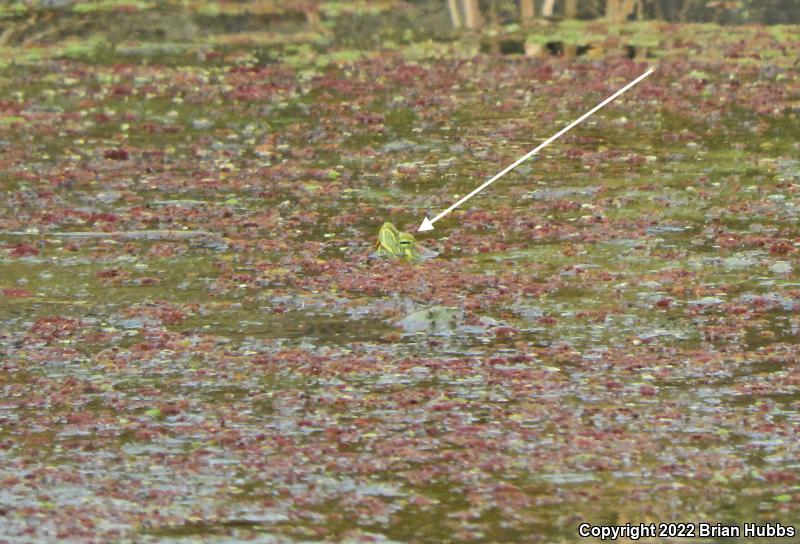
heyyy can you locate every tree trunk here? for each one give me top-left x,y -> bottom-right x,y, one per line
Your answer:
463,0 -> 482,29
606,0 -> 639,22
541,0 -> 556,18
520,0 -> 535,21
565,0 -> 578,18
633,0 -> 643,20
606,0 -> 619,21
447,0 -> 462,28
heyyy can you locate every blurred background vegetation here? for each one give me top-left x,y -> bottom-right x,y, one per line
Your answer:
0,0 -> 797,52
446,0 -> 800,25
0,1 -> 796,74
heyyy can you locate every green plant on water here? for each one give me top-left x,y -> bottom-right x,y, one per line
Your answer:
0,2 -> 28,19
0,115 -> 25,125
319,1 -> 396,18
768,25 -> 797,43
72,1 -> 153,14
57,36 -> 108,60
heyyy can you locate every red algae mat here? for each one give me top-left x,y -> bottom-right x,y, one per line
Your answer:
1,6 -> 800,543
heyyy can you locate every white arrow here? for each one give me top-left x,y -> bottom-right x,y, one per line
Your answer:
418,68 -> 654,232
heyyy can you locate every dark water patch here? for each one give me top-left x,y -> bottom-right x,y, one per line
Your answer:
180,309 -> 389,345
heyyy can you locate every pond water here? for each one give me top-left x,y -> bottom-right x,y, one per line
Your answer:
0,4 -> 799,543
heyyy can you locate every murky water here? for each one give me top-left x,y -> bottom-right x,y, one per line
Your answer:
1,4 -> 799,543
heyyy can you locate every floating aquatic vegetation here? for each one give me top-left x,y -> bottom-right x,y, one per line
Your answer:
0,4 -> 799,542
